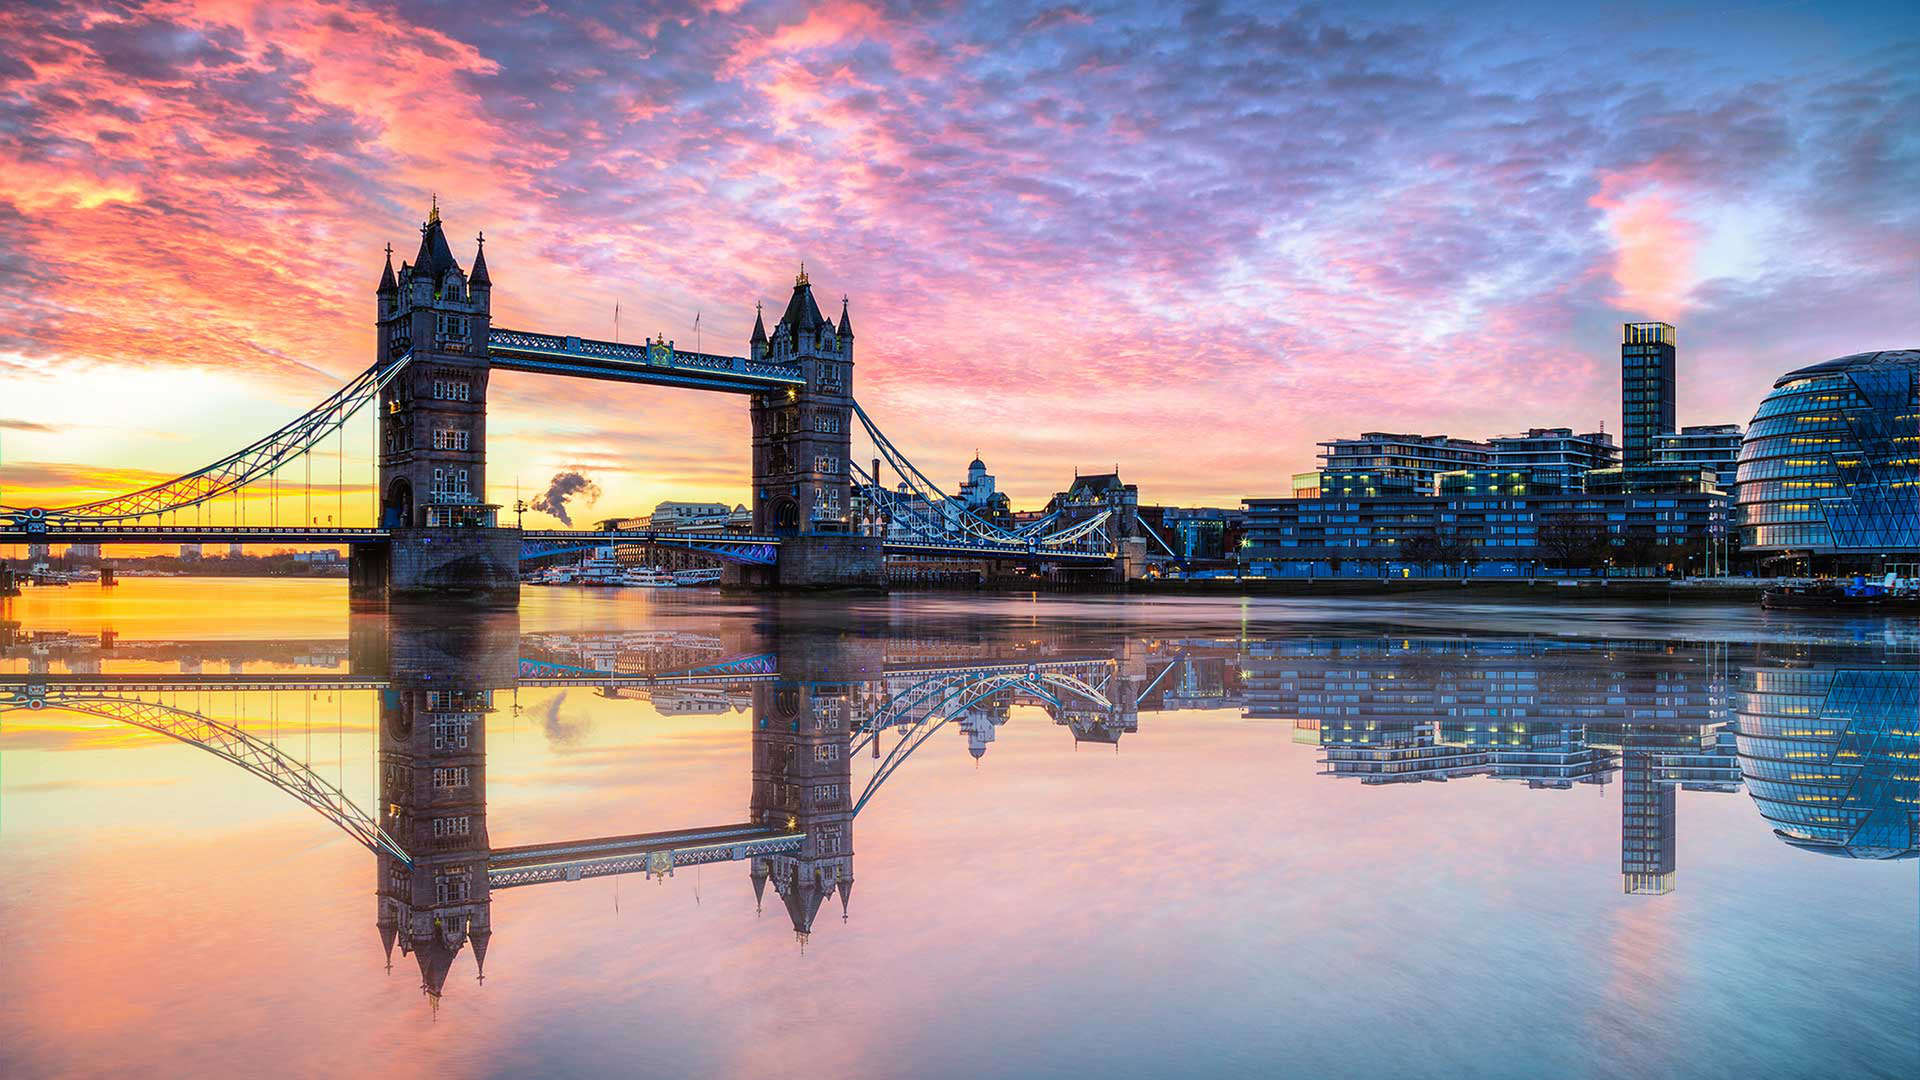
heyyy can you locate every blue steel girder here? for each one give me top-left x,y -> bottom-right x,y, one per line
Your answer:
521,530 -> 779,567
2,689 -> 409,865
0,353 -> 412,526
852,671 -> 1033,817
488,328 -> 805,394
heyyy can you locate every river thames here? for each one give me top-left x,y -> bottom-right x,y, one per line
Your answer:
2,580 -> 1915,1079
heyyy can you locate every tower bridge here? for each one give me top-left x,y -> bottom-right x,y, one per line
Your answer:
1,200 -> 1121,600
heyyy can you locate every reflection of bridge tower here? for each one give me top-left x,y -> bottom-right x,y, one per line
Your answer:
373,612 -> 519,1002
749,679 -> 855,939
354,200 -> 519,606
737,270 -> 883,589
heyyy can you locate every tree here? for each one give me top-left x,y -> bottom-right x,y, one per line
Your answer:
1538,515 -> 1608,570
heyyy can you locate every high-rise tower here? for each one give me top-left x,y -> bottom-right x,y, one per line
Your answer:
1621,322 -> 1677,467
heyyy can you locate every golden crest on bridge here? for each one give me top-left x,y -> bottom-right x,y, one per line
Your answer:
648,338 -> 673,366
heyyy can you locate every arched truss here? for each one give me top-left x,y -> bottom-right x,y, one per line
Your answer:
0,353 -> 413,526
1,690 -> 409,865
849,401 -> 1116,558
849,663 -> 1120,816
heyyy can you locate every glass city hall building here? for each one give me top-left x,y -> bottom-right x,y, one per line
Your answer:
1735,350 -> 1919,566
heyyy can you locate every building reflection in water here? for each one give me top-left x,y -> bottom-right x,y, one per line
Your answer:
1737,652 -> 1919,860
4,614 -> 1914,1007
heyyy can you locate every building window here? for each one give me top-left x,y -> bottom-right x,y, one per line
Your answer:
432,815 -> 472,838
430,717 -> 473,750
432,379 -> 472,402
814,743 -> 840,762
432,767 -> 471,789
813,413 -> 842,434
432,428 -> 470,450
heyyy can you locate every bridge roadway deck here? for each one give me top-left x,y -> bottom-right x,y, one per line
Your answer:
488,823 -> 804,888
1,524 -> 390,545
487,328 -> 806,394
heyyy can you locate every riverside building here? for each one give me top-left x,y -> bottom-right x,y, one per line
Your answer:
1487,428 -> 1618,491
1622,322 -> 1677,466
1308,432 -> 1492,496
1734,349 -> 1920,568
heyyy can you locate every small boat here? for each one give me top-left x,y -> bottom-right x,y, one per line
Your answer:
672,568 -> 723,587
620,568 -> 678,588
1761,576 -> 1920,612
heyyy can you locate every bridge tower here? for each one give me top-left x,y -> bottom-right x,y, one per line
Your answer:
372,609 -> 518,1004
352,199 -> 519,606
736,270 -> 884,589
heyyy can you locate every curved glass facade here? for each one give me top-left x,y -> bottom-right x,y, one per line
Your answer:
1736,665 -> 1918,859
1734,349 -> 1919,554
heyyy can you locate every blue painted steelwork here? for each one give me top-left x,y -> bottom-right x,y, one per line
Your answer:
488,328 -> 805,394
521,529 -> 781,567
847,402 -> 1117,561
488,825 -> 804,889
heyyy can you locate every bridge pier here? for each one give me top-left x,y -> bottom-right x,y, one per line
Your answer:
349,529 -> 521,609
726,533 -> 884,592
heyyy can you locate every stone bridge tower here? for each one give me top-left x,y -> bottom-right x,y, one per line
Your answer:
739,269 -> 883,589
354,199 -> 518,606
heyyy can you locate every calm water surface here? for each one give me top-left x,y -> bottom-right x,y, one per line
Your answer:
2,580 -> 1915,1079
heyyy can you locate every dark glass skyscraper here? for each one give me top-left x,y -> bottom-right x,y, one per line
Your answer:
1621,322 -> 1677,466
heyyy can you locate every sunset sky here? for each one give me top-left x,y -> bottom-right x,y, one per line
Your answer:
2,0 -> 1916,523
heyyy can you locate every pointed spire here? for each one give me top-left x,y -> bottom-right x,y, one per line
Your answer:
413,198 -> 459,283
838,294 -> 854,338
469,231 -> 490,287
778,264 -> 826,336
750,301 -> 768,346
471,926 -> 490,985
377,243 -> 396,294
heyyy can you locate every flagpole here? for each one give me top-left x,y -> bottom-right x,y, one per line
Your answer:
614,301 -> 621,344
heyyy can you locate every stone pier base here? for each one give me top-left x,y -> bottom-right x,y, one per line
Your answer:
725,533 -> 885,592
349,528 -> 521,608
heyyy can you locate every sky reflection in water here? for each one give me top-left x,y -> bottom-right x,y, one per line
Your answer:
1,581 -> 1916,1079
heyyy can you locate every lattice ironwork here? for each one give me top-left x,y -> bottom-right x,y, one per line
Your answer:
849,401 -> 1117,559
0,353 -> 413,525
3,690 -> 408,864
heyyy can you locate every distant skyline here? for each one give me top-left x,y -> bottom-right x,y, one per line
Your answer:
2,0 -> 1916,520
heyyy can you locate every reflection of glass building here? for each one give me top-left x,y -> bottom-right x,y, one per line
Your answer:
1736,664 -> 1919,859
1734,350 -> 1920,560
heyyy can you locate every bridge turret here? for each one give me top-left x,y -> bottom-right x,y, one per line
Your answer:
749,301 -> 768,362
364,197 -> 517,605
377,244 -> 398,318
468,232 -> 491,314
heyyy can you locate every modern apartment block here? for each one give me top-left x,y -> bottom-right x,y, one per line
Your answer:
1652,424 -> 1743,484
1312,432 -> 1492,495
1621,322 -> 1677,466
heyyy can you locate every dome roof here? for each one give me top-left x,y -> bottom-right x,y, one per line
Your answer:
1775,349 -> 1919,386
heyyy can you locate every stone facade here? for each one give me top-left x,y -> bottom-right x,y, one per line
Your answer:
743,269 -> 884,589
351,528 -> 520,606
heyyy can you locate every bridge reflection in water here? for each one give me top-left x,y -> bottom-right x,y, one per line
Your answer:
3,617 -> 1913,1006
